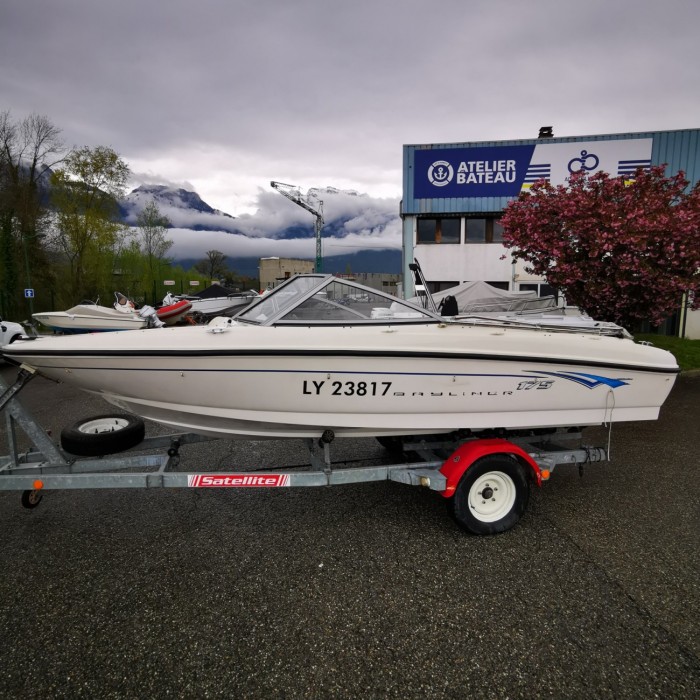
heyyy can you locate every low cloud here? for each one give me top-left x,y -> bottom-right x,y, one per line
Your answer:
164,223 -> 401,262
128,185 -> 402,260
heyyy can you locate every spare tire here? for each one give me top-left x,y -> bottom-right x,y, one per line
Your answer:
61,414 -> 146,456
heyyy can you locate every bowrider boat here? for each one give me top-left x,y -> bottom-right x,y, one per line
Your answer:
32,298 -> 149,333
2,273 -> 679,439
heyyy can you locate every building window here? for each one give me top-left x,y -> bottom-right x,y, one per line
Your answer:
486,281 -> 509,291
417,217 -> 460,244
465,217 -> 503,243
465,218 -> 486,242
519,282 -> 557,299
416,216 -> 503,244
492,219 -> 504,242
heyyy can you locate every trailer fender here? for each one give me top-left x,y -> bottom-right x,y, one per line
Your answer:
439,438 -> 542,498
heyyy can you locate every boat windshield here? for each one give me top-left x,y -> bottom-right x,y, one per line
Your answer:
236,275 -> 439,325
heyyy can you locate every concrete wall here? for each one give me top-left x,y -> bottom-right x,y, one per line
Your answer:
259,258 -> 314,290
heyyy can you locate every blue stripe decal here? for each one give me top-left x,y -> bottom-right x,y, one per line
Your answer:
618,159 -> 652,165
530,371 -> 630,389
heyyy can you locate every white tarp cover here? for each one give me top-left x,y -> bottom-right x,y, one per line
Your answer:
411,281 -> 556,313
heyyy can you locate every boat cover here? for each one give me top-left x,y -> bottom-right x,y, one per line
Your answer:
415,281 -> 556,313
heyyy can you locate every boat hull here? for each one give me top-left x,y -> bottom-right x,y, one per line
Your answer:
156,299 -> 192,325
32,310 -> 146,332
1,323 -> 679,439
186,294 -> 259,317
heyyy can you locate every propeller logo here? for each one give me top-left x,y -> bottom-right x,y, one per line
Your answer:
428,160 -> 454,187
567,149 -> 600,174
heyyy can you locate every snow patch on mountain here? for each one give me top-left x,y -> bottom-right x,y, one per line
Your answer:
121,184 -> 239,233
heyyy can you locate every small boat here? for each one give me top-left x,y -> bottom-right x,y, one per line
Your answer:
176,285 -> 260,318
33,298 -> 148,333
5,271 -> 679,440
156,295 -> 193,326
32,293 -> 191,333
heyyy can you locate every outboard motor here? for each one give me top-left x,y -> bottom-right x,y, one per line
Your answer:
138,305 -> 165,328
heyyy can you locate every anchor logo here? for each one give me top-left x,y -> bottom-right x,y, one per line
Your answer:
427,160 -> 454,187
567,149 -> 600,174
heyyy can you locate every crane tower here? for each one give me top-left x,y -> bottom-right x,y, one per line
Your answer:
270,181 -> 325,272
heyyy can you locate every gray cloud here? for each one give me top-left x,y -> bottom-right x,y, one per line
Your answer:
2,0 -> 699,216
141,186 -> 402,259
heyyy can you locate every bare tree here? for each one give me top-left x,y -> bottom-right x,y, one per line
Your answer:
136,200 -> 173,281
194,249 -> 228,281
0,111 -> 64,316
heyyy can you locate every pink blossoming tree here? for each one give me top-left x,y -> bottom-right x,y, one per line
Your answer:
500,166 -> 700,329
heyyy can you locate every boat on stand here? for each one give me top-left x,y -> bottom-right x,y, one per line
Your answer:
0,264 -> 680,534
5,268 -> 679,439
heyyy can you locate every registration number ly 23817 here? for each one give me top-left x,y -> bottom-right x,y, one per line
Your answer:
302,380 -> 392,397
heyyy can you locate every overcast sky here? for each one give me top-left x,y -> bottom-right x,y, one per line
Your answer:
2,0 -> 699,218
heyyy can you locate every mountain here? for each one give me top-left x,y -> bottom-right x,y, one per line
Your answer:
120,185 -> 239,233
120,184 -> 402,275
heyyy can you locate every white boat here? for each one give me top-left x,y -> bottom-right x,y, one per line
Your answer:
3,273 -> 679,440
412,279 -> 624,332
32,299 -> 148,333
177,288 -> 260,318
33,294 -> 192,333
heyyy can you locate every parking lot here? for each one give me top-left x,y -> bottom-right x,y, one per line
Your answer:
0,363 -> 698,698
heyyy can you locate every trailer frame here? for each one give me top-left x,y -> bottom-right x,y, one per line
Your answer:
1,368 -> 609,533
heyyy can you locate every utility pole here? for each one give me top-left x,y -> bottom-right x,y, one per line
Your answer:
270,181 -> 324,272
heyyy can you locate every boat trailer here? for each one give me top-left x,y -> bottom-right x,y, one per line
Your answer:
1,368 -> 609,534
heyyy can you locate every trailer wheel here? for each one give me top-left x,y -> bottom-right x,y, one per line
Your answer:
451,455 -> 529,535
61,414 -> 146,456
21,489 -> 43,509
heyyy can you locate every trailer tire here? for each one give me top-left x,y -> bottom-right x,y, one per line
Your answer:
451,455 -> 529,535
21,489 -> 43,509
61,414 -> 146,456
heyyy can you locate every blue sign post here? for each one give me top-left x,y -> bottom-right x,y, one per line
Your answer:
24,288 -> 35,315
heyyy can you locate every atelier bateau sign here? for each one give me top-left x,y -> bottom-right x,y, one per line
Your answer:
412,138 -> 652,199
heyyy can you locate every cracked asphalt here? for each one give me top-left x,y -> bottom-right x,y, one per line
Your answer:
0,363 -> 698,698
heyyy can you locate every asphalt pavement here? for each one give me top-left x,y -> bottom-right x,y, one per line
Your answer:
0,363 -> 698,699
